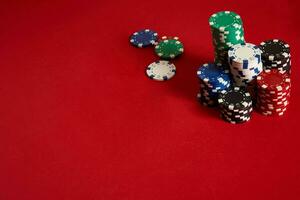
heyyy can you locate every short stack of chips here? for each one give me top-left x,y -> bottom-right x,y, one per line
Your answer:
218,87 -> 253,124
197,63 -> 231,106
256,69 -> 291,116
209,11 -> 245,66
228,43 -> 263,86
259,39 -> 291,74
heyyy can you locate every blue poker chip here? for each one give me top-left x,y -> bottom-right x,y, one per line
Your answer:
130,29 -> 158,48
197,63 -> 231,88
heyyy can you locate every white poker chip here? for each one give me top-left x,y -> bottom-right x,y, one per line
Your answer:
228,43 -> 261,64
146,60 -> 176,81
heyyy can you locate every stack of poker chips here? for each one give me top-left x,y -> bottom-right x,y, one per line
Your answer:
259,39 -> 291,74
228,43 -> 263,86
218,87 -> 253,124
209,11 -> 245,66
197,63 -> 231,106
130,29 -> 184,81
256,69 -> 291,116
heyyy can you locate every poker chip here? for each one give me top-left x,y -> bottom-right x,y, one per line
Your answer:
197,92 -> 217,107
256,69 -> 291,116
209,11 -> 243,31
220,113 -> 251,124
197,63 -> 231,88
154,36 -> 184,59
228,43 -> 263,86
218,87 -> 253,123
146,60 -> 176,81
218,87 -> 252,110
256,69 -> 290,91
209,11 -> 245,66
260,39 -> 291,74
196,63 -> 231,106
259,39 -> 290,61
128,15 -> 293,123
228,43 -> 261,64
130,29 -> 158,48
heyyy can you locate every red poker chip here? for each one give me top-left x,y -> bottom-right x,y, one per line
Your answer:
257,92 -> 289,98
257,97 -> 289,105
256,105 -> 288,114
257,106 -> 289,112
257,92 -> 290,101
257,97 -> 289,103
257,90 -> 290,96
260,110 -> 287,116
258,104 -> 288,111
257,98 -> 290,106
257,98 -> 289,105
258,86 -> 291,94
257,91 -> 291,99
257,93 -> 290,100
256,102 -> 289,111
257,69 -> 291,92
257,88 -> 291,97
257,103 -> 288,110
258,93 -> 289,98
257,106 -> 288,112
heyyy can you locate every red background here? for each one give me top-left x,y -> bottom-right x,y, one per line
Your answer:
1,0 -> 300,199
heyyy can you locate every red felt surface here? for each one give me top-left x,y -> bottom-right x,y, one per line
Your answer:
1,0 -> 300,199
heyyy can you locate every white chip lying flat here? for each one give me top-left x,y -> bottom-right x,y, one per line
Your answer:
146,60 -> 176,81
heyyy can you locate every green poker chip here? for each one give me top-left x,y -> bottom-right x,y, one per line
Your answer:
209,11 -> 243,31
209,11 -> 245,66
211,28 -> 244,45
154,36 -> 184,59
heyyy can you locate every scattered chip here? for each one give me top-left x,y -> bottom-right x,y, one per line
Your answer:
154,36 -> 184,59
146,60 -> 176,81
130,29 -> 158,48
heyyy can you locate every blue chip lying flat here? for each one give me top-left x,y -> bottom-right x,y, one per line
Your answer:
130,29 -> 158,48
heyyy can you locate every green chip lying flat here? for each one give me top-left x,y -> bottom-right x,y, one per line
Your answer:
154,36 -> 184,59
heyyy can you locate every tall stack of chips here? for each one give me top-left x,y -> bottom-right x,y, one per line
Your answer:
197,63 -> 231,106
259,39 -> 291,74
195,11 -> 293,123
256,69 -> 291,116
218,87 -> 253,124
209,11 -> 245,66
228,43 -> 263,86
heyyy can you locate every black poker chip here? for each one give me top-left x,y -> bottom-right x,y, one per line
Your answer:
218,87 -> 252,110
220,113 -> 251,124
263,59 -> 291,73
221,112 -> 251,121
217,87 -> 253,123
259,39 -> 290,61
262,57 -> 290,67
197,93 -> 218,107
